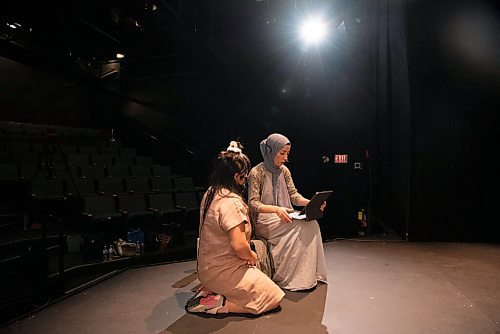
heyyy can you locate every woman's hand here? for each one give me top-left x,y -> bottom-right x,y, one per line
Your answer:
257,204 -> 293,223
246,250 -> 258,267
275,206 -> 293,223
228,224 -> 258,265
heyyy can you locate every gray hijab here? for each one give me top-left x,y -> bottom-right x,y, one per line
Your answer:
260,133 -> 290,205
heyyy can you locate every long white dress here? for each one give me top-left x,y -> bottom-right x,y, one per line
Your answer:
248,163 -> 328,291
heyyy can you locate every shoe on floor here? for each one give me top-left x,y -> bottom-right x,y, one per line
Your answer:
193,285 -> 213,299
185,293 -> 225,314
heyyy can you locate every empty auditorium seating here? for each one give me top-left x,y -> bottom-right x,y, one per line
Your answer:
148,193 -> 181,218
0,120 -> 205,303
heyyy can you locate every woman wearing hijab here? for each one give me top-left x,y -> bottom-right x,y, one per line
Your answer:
248,133 -> 328,291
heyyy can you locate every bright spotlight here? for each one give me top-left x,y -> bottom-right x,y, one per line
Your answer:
299,17 -> 328,45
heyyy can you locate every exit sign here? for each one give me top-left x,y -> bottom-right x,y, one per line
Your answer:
334,154 -> 348,163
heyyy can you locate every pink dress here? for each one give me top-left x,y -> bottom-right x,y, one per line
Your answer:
197,188 -> 284,314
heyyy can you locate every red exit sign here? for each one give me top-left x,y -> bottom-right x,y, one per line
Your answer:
334,154 -> 348,163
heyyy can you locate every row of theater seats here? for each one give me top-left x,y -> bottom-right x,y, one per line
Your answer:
24,168 -> 203,240
29,175 -> 202,198
80,192 -> 201,244
0,120 -> 110,140
1,163 -> 202,196
0,141 -> 126,156
0,133 -> 121,159
0,152 -> 153,167
0,164 -> 176,181
1,147 -> 150,166
0,121 -> 204,247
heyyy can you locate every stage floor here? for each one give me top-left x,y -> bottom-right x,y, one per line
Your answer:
2,240 -> 500,334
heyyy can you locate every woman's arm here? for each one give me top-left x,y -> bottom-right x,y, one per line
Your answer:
248,166 -> 293,223
247,167 -> 265,213
228,223 -> 257,266
258,204 -> 293,223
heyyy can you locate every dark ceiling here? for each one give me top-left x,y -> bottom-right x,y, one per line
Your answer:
2,1 -> 207,78
1,0 -> 355,89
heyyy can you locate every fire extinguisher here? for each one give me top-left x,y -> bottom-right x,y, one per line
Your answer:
358,209 -> 367,236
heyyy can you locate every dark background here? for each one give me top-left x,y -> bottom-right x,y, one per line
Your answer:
1,0 -> 499,242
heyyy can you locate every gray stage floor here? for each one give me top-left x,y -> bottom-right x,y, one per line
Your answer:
2,240 -> 500,334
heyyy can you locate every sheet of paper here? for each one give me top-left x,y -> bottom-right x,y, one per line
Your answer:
289,212 -> 306,220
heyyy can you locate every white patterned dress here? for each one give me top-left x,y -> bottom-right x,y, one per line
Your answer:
248,163 -> 328,291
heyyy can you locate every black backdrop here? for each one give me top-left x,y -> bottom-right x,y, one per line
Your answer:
1,0 -> 499,242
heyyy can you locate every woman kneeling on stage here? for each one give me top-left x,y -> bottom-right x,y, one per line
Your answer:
186,141 -> 284,315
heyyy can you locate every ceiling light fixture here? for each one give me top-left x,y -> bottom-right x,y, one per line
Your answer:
299,16 -> 328,45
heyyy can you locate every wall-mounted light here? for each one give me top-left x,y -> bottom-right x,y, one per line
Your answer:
116,53 -> 125,59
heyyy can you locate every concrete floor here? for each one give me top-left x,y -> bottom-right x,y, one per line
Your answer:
2,240 -> 500,334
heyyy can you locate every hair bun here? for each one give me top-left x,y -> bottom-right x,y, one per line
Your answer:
227,141 -> 242,153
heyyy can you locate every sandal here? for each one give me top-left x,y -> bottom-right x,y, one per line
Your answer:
193,285 -> 213,299
185,293 -> 225,314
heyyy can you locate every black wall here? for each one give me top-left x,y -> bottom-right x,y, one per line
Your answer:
406,0 -> 499,242
2,0 -> 499,242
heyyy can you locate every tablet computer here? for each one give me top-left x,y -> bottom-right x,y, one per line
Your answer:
289,190 -> 333,221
